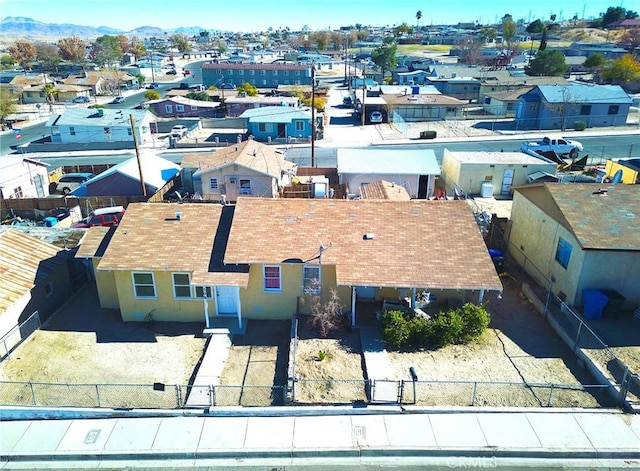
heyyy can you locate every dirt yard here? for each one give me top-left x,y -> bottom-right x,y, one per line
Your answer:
292,277 -> 610,407
0,284 -> 206,386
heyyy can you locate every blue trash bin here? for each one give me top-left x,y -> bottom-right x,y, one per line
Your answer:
582,290 -> 609,319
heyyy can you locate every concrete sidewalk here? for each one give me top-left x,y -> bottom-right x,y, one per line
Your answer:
1,408 -> 639,468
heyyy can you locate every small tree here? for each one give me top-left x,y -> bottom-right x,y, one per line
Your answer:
237,82 -> 258,96
185,91 -> 211,101
304,279 -> 344,338
370,37 -> 398,80
8,39 -> 37,72
58,36 -> 87,63
525,49 -> 567,76
0,89 -> 17,128
602,54 -> 640,83
42,83 -> 56,104
303,96 -> 326,111
144,90 -> 160,101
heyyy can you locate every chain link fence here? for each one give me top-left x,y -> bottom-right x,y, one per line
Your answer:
0,312 -> 40,361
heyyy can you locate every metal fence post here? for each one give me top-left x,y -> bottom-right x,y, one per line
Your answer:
95,384 -> 101,407
210,385 -> 216,406
547,384 -> 554,407
574,322 -> 583,353
619,367 -> 630,404
471,382 -> 477,406
29,382 -> 36,405
175,385 -> 182,408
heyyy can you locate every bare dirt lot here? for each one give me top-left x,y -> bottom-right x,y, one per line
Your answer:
0,284 -> 206,386
292,277 -> 611,407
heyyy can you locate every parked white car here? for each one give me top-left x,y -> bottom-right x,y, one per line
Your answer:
171,125 -> 188,139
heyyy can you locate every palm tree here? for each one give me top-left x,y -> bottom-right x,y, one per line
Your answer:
416,10 -> 423,33
42,82 -> 56,104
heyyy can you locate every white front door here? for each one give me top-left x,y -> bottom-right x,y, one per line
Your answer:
216,286 -> 238,316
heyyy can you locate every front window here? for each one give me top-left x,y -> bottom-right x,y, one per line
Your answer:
195,286 -> 213,298
295,121 -> 304,132
303,265 -> 321,294
250,70 -> 255,75
13,186 -> 23,198
239,179 -> 252,195
608,105 -> 619,115
258,123 -> 266,132
209,178 -> 219,191
176,105 -> 184,112
555,237 -> 572,269
70,127 -> 76,135
264,265 -> 281,292
580,104 -> 591,115
133,272 -> 156,298
173,273 -> 191,298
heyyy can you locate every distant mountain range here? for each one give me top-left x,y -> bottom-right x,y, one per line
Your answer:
0,16 -> 209,39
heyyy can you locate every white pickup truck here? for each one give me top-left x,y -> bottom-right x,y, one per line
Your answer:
520,136 -> 583,157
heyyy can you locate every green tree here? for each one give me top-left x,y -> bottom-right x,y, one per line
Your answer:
394,22 -> 411,36
8,39 -> 37,71
525,49 -> 567,76
416,10 -> 422,31
0,54 -> 15,69
0,89 -> 18,128
526,17 -> 557,51
130,36 -> 146,59
584,53 -> 606,82
371,37 -> 398,80
42,83 -> 56,104
303,95 -> 326,111
170,33 -> 191,53
502,16 -> 517,45
185,91 -> 211,101
133,72 -> 146,87
144,90 -> 161,100
600,6 -> 628,27
236,82 -> 258,96
91,35 -> 122,67
57,36 -> 86,62
35,42 -> 61,72
602,54 -> 640,83
480,27 -> 498,43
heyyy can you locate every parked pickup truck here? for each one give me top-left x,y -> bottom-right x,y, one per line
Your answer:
520,136 -> 583,157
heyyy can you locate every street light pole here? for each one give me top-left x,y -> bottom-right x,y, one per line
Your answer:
311,64 -> 316,167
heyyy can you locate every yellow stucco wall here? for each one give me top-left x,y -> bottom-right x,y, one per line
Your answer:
605,160 -> 639,184
113,270 -> 213,322
93,259 -> 119,309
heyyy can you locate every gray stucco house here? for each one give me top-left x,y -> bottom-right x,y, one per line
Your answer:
201,63 -> 313,89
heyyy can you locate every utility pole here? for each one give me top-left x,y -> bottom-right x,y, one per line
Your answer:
344,36 -> 349,87
311,64 -> 316,168
361,60 -> 366,128
129,113 -> 147,197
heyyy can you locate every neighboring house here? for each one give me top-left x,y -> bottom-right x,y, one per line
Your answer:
79,203 -> 250,326
224,95 -> 298,117
515,84 -> 633,130
19,84 -> 92,104
144,96 -> 220,118
239,107 -> 320,143
441,150 -> 557,197
337,148 -> 440,199
0,156 -> 50,198
46,108 -> 155,145
426,76 -> 481,102
482,87 -> 533,116
508,183 -> 640,308
0,229 -> 75,354
73,152 -> 179,197
181,139 -> 296,201
564,41 -> 630,58
381,91 -> 466,121
62,70 -> 138,95
202,62 -> 313,89
394,70 -> 432,85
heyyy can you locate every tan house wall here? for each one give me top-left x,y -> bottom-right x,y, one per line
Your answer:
578,251 -> 640,307
93,258 -> 119,309
198,167 -> 277,201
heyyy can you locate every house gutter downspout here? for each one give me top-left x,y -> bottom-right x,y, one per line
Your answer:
478,289 -> 485,303
351,286 -> 356,327
203,292 -> 210,329
236,288 -> 242,330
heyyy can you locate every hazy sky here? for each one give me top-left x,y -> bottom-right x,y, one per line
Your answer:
0,0 -> 626,32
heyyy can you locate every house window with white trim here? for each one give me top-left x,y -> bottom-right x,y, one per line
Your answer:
195,286 -> 213,298
173,273 -> 192,298
303,265 -> 320,294
239,179 -> 252,195
191,106 -> 198,110
258,123 -> 266,132
132,272 -> 156,298
165,105 -> 173,113
209,178 -> 219,191
263,265 -> 281,292
261,70 -> 266,75
176,105 -> 184,112
239,69 -> 244,75
70,127 -> 76,135
295,121 -> 304,132
13,186 -> 23,198
250,70 -> 255,75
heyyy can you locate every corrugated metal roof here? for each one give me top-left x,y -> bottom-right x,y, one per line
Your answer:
239,107 -> 312,123
0,229 -> 67,313
86,152 -> 180,191
48,108 -> 152,128
537,84 -> 632,104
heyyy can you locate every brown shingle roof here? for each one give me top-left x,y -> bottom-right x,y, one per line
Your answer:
360,180 -> 411,200
75,226 -> 115,259
520,183 -> 640,250
98,203 -> 249,287
181,139 -> 295,178
225,199 -> 502,291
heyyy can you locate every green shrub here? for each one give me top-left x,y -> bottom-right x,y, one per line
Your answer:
431,310 -> 464,348
409,315 -> 433,345
381,309 -> 411,348
574,120 -> 587,131
458,303 -> 491,343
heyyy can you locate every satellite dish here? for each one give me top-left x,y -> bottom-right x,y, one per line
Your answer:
610,169 -> 623,184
